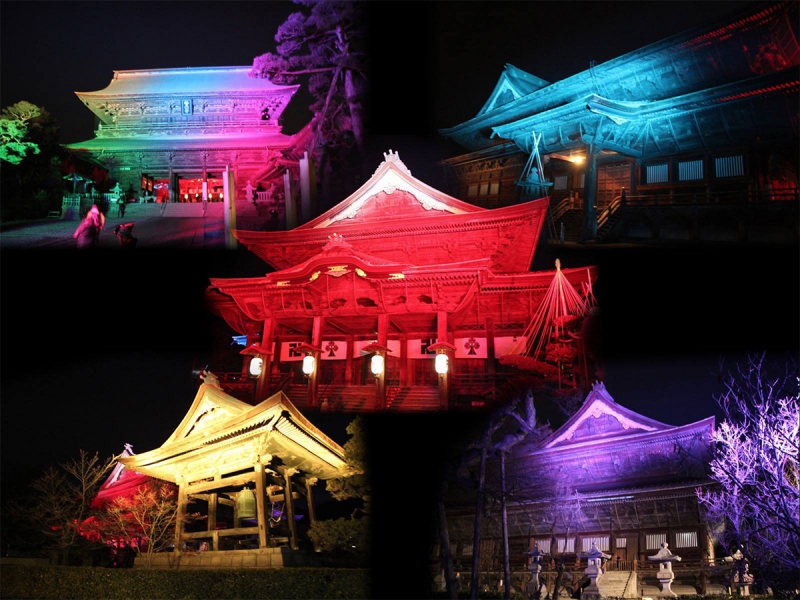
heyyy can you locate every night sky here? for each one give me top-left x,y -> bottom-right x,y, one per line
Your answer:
1,2 -> 798,597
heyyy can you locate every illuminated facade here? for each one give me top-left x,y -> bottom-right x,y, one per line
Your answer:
118,382 -> 347,568
64,66 -> 309,204
204,150 -> 599,412
439,383 -> 719,596
440,1 -> 799,244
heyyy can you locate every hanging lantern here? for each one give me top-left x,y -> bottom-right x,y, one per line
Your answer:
435,353 -> 449,374
370,354 -> 384,376
237,487 -> 257,520
249,357 -> 263,377
302,354 -> 315,375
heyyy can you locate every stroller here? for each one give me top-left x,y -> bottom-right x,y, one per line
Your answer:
114,222 -> 138,248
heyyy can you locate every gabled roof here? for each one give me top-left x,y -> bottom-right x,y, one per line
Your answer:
119,384 -> 347,482
300,150 -> 482,230
541,381 -> 675,450
233,150 -> 549,273
440,2 -> 798,152
477,64 -> 550,117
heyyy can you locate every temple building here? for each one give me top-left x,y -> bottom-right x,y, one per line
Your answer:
117,380 -> 348,568
63,66 -> 310,208
439,1 -> 799,244
204,150 -> 599,412
437,382 -> 720,596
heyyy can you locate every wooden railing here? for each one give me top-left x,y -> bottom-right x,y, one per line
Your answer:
624,187 -> 798,206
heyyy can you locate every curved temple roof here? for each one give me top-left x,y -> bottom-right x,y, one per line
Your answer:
119,384 -> 347,483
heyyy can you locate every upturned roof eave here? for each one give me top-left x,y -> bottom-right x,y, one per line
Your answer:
119,389 -> 346,481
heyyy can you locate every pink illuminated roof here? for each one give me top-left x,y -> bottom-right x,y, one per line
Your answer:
76,66 -> 299,97
234,150 -> 549,273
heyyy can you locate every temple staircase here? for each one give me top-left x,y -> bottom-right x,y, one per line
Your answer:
598,571 -> 639,598
554,208 -> 583,243
386,387 -> 440,411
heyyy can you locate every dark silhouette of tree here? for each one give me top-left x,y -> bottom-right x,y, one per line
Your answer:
438,384 -> 554,599
4,450 -> 116,564
249,0 -> 368,205
697,352 -> 799,593
308,416 -> 370,554
0,101 -> 63,220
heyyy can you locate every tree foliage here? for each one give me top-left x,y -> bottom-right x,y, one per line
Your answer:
250,0 -> 368,201
697,353 -> 799,591
0,100 -> 65,221
94,480 -> 199,568
5,450 -> 116,563
0,101 -> 43,165
308,416 -> 370,554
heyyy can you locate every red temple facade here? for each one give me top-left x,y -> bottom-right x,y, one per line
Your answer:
205,150 -> 599,412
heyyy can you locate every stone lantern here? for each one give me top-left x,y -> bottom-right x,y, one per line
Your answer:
524,544 -> 547,599
647,542 -> 682,597
578,541 -> 611,600
724,547 -> 754,597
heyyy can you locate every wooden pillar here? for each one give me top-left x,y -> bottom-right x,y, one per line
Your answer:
486,316 -> 496,375
437,311 -> 449,410
255,462 -> 269,549
345,335 -> 354,386
168,162 -> 174,203
376,313 -> 389,410
582,143 -> 599,242
208,493 -> 218,531
284,468 -> 299,550
399,334 -> 408,386
255,318 -> 276,401
307,317 -> 323,408
305,477 -> 320,552
173,476 -> 187,557
202,153 -> 208,203
272,339 -> 283,377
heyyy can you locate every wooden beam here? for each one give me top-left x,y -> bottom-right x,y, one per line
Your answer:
182,526 -> 259,539
186,473 -> 257,496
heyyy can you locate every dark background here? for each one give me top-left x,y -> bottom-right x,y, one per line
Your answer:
2,2 -> 797,598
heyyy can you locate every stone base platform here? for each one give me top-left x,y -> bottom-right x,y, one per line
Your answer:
137,547 -> 325,570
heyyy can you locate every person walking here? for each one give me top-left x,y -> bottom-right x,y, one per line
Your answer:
73,204 -> 104,249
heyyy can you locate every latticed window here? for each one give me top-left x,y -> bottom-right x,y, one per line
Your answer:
581,536 -> 609,552
489,182 -> 500,195
715,155 -> 744,178
468,184 -> 478,197
534,538 -> 551,554
479,182 -> 489,196
646,164 -> 669,184
646,534 -> 667,550
678,159 -> 704,181
554,175 -> 568,190
674,531 -> 698,548
557,537 -> 576,553
615,538 -> 627,548
462,544 -> 473,555
578,172 -> 586,188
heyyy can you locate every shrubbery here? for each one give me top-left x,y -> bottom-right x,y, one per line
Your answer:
0,565 -> 371,599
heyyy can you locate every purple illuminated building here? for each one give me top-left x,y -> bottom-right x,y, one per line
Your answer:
440,382 -> 723,595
